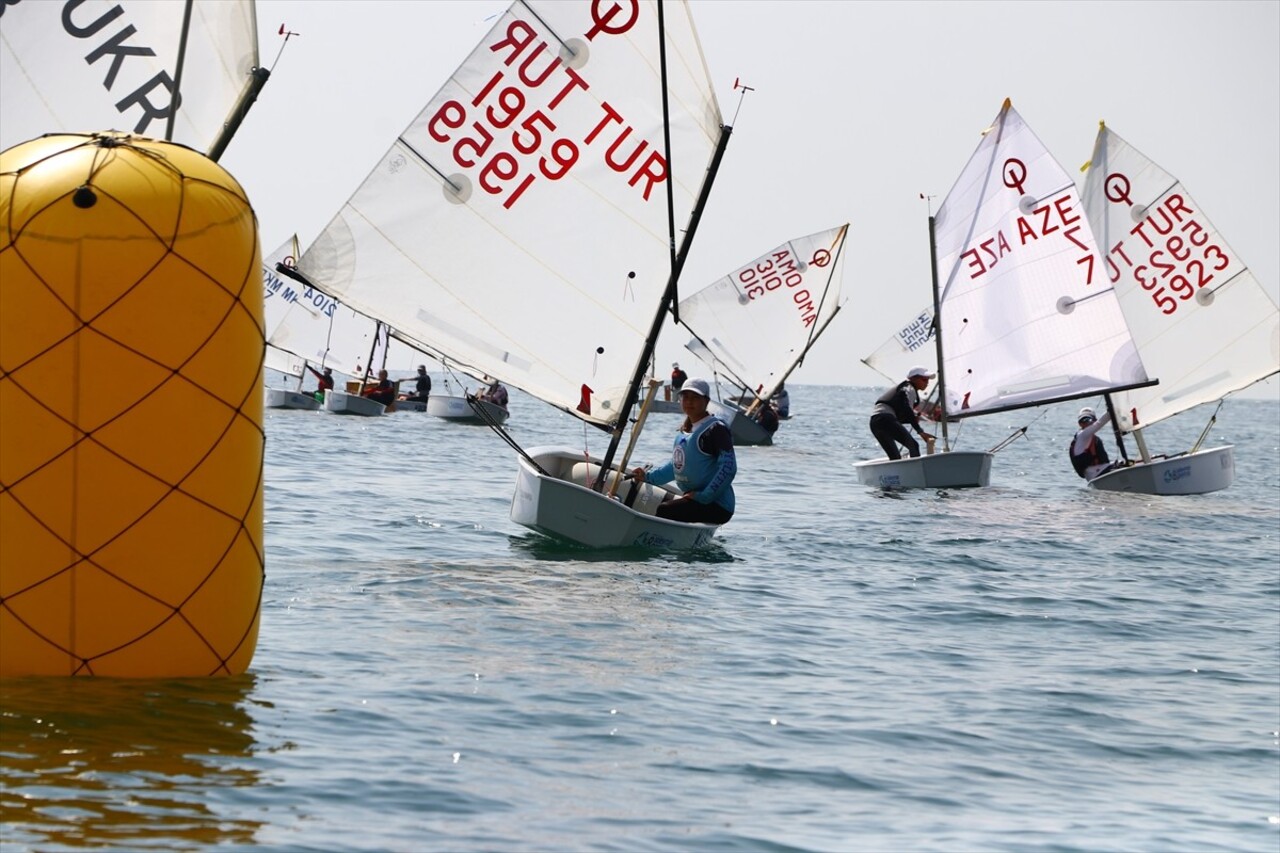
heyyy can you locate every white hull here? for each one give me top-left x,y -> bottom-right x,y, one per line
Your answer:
854,451 -> 993,489
511,447 -> 721,549
1087,445 -> 1235,495
265,388 -> 321,411
323,389 -> 386,416
426,394 -> 509,425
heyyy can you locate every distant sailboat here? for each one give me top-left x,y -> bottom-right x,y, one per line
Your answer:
1080,123 -> 1279,494
284,0 -> 731,547
263,237 -> 321,410
677,225 -> 848,446
854,99 -> 1153,489
0,0 -> 269,160
861,306 -> 956,423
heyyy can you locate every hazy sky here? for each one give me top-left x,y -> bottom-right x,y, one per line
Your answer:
219,0 -> 1279,393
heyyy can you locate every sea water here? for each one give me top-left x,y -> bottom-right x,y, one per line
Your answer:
2,384 -> 1277,852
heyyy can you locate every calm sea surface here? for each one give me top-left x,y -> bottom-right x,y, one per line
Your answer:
3,384 -> 1278,852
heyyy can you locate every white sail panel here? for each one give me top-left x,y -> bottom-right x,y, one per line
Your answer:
262,238 -> 305,377
863,306 -> 934,383
264,237 -> 386,381
677,225 -> 847,400
932,101 -> 1148,417
1082,125 -> 1280,431
296,0 -> 722,427
1,0 -> 259,154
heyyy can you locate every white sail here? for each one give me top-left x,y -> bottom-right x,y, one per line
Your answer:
0,0 -> 260,155
678,225 -> 847,401
863,305 -> 934,383
862,305 -> 965,417
263,238 -> 385,382
295,0 -> 722,428
262,237 -> 306,378
933,100 -> 1148,417
1081,124 -> 1280,431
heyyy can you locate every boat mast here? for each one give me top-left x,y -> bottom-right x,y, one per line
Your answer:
207,66 -> 271,162
594,1 -> 732,488
927,214 -> 950,451
164,0 -> 194,143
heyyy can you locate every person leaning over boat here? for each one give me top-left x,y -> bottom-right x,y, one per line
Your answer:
361,369 -> 397,405
869,366 -> 936,459
480,378 -> 509,410
754,400 -> 780,435
400,365 -> 431,403
1069,406 -> 1125,480
631,377 -> 736,525
771,382 -> 790,418
304,363 -> 334,401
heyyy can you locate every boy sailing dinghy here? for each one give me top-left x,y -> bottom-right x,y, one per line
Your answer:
676,225 -> 849,447
280,0 -> 731,548
855,99 -> 1153,489
1080,123 -> 1279,494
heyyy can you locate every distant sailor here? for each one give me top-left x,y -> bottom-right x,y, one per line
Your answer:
869,366 -> 936,460
305,363 -> 335,401
632,377 -> 736,524
401,365 -> 431,403
771,382 -> 790,419
670,362 -> 688,391
481,378 -> 509,410
1069,406 -> 1124,480
361,369 -> 396,406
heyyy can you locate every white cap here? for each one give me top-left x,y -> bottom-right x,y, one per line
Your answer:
679,377 -> 710,398
1078,407 -> 1096,420
672,362 -> 680,368
907,366 -> 935,379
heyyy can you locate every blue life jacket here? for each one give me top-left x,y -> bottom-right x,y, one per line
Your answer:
671,416 -> 735,512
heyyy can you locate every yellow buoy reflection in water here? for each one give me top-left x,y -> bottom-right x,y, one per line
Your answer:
0,133 -> 264,676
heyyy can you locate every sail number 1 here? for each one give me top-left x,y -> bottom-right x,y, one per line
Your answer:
426,18 -> 667,210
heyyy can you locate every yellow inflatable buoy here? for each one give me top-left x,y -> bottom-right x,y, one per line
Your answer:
0,133 -> 264,676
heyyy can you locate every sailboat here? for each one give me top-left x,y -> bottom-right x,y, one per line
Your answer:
262,236 -> 391,412
281,1 -> 730,548
1080,123 -> 1279,494
854,99 -> 1153,489
0,0 -> 268,160
262,237 -> 321,410
676,225 -> 848,446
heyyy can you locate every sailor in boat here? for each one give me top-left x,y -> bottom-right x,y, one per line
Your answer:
1068,407 -> 1126,481
771,383 -> 790,419
304,363 -> 335,401
670,362 -> 688,391
869,366 -> 937,460
399,365 -> 431,404
361,369 -> 397,406
754,400 -> 780,435
630,377 -> 736,525
478,378 -> 509,410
